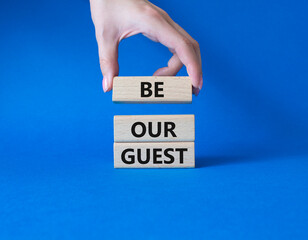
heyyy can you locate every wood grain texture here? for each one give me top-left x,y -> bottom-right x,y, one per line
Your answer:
114,142 -> 195,168
112,76 -> 192,103
114,115 -> 195,142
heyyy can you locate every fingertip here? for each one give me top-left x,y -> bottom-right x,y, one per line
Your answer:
102,78 -> 108,92
153,66 -> 180,76
193,87 -> 200,96
103,75 -> 115,92
153,69 -> 162,76
103,78 -> 111,92
153,67 -> 169,76
186,64 -> 201,84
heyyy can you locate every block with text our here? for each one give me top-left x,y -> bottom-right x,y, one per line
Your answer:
112,76 -> 192,103
114,115 -> 195,142
114,142 -> 195,168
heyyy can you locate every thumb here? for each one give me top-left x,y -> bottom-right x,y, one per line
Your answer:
97,38 -> 119,92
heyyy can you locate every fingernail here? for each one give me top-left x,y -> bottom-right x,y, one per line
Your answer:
198,74 -> 203,90
103,78 -> 108,92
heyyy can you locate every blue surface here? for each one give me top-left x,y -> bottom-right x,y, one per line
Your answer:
1,0 -> 308,239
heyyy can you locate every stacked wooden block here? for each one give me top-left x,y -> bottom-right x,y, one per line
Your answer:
113,76 -> 195,168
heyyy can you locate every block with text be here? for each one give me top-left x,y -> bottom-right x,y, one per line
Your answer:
112,76 -> 192,103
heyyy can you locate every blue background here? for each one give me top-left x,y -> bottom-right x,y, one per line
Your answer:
1,0 -> 308,239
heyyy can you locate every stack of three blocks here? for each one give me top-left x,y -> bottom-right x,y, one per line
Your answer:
112,76 -> 195,168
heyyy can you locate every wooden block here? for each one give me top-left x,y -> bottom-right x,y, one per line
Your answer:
114,115 -> 195,142
114,142 -> 195,168
112,76 -> 192,103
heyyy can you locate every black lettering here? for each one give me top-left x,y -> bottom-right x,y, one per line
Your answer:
121,149 -> 135,164
137,148 -> 150,164
155,82 -> 164,97
141,82 -> 152,97
148,122 -> 161,138
131,122 -> 146,138
164,148 -> 175,164
175,148 -> 188,164
164,122 -> 176,137
153,148 -> 162,164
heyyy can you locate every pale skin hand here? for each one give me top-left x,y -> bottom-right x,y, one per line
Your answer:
90,0 -> 203,95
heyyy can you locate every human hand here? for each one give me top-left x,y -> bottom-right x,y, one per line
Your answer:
90,0 -> 203,95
